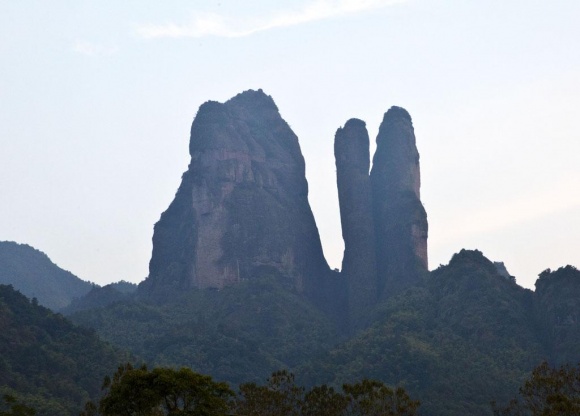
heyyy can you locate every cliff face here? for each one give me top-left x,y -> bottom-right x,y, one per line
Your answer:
535,266 -> 580,364
370,107 -> 428,297
335,107 -> 428,306
139,90 -> 330,298
334,119 -> 378,318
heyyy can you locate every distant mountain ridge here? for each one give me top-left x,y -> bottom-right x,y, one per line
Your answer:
0,241 -> 93,310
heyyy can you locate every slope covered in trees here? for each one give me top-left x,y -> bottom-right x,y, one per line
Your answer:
303,250 -> 548,415
0,284 -> 128,415
0,242 -> 92,310
69,275 -> 338,386
66,251 -> 580,416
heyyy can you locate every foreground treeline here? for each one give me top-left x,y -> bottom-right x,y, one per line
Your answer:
3,361 -> 580,415
76,361 -> 580,416
492,361 -> 580,416
77,364 -> 419,416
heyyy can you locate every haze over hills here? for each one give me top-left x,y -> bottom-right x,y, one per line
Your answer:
1,90 -> 579,416
0,241 -> 93,310
0,241 -> 137,312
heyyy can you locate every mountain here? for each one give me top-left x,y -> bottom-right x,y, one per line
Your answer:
60,281 -> 137,314
334,108 -> 429,326
301,250 -> 546,415
138,90 -> 334,306
6,90 -> 578,416
534,265 -> 580,364
334,119 -> 378,324
0,241 -> 93,310
369,107 -> 428,298
69,275 -> 337,386
0,284 -> 128,416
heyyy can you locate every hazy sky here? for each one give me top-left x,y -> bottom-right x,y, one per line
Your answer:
1,1 -> 578,289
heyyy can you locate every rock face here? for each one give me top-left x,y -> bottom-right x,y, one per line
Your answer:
139,90 -> 330,298
535,266 -> 580,364
370,107 -> 428,297
334,119 -> 378,317
336,107 -> 428,305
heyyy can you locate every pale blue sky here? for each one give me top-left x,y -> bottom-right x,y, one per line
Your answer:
1,1 -> 578,289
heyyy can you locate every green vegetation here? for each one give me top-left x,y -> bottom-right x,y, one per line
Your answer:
65,251 -> 580,415
493,361 -> 580,415
68,275 -> 338,385
300,250 -> 549,415
87,364 -> 233,416
233,369 -> 419,416
0,285 -> 128,416
0,395 -> 36,416
81,366 -> 418,416
3,250 -> 580,415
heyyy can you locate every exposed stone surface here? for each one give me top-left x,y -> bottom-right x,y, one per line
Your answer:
493,261 -> 516,282
139,90 -> 330,298
534,266 -> 580,364
334,119 -> 378,318
370,107 -> 428,297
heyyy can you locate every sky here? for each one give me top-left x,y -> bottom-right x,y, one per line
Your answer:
1,1 -> 579,290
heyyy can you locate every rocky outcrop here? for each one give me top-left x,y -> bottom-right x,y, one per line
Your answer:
534,266 -> 580,364
139,90 -> 330,299
336,107 -> 428,305
334,119 -> 378,318
370,106 -> 428,297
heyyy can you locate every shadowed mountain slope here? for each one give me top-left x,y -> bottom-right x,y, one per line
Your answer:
0,241 -> 92,310
0,284 -> 127,416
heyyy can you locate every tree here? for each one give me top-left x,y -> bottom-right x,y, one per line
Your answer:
342,379 -> 420,416
234,371 -> 419,416
0,395 -> 36,416
95,363 -> 233,416
235,370 -> 303,416
493,361 -> 580,416
302,385 -> 348,416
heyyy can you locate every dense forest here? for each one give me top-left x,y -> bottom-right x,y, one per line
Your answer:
1,243 -> 579,415
62,251 -> 579,415
0,285 -> 128,415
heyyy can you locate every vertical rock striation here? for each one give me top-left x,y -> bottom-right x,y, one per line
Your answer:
370,106 -> 428,297
334,119 -> 378,318
139,89 -> 330,299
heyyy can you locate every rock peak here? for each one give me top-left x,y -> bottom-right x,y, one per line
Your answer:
141,90 -> 330,300
370,105 -> 428,296
226,88 -> 277,110
383,106 -> 412,123
335,120 -> 378,322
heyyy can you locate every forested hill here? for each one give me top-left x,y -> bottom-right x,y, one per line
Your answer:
302,250 -> 546,415
0,284 -> 129,416
67,250 -> 580,416
0,241 -> 93,310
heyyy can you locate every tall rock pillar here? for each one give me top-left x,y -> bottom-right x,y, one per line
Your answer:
139,89 -> 331,300
335,119 -> 378,320
370,107 -> 428,298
